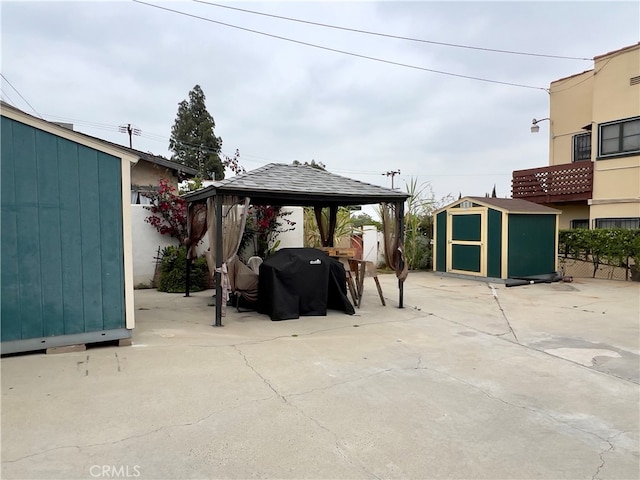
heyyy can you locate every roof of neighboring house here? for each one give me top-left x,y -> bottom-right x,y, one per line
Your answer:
436,196 -> 561,215
183,163 -> 409,207
1,101 -> 197,177
99,140 -> 198,178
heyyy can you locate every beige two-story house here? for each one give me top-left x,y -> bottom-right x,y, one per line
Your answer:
512,42 -> 640,229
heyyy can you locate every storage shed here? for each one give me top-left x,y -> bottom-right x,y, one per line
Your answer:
1,103 -> 137,354
433,197 -> 560,280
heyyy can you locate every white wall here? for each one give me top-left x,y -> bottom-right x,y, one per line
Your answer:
131,205 -> 178,286
275,207 -> 305,250
362,226 -> 378,263
377,231 -> 386,267
132,205 -> 303,286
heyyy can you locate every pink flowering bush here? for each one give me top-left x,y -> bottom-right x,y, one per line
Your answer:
144,179 -> 188,244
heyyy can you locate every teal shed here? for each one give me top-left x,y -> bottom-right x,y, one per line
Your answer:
1,104 -> 137,354
433,197 -> 560,280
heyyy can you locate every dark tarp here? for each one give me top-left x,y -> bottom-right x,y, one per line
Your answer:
258,248 -> 355,321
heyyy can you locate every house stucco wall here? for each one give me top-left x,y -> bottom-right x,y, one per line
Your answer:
547,203 -> 590,229
590,44 -> 640,225
549,71 -> 593,167
548,43 -> 640,227
131,160 -> 179,188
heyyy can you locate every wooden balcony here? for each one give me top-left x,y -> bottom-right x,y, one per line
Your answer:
512,162 -> 593,204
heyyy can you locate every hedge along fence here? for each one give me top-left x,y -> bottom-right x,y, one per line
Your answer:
558,228 -> 640,280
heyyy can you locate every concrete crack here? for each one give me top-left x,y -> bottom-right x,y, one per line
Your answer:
487,283 -> 519,343
417,308 -> 638,385
234,345 -> 288,403
287,368 -> 393,399
286,397 -> 382,479
591,432 -> 624,480
414,362 -> 624,451
1,395 -> 273,464
232,345 -> 382,478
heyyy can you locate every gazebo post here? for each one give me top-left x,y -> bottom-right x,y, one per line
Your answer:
397,201 -> 405,308
214,194 -> 223,327
328,205 -> 338,247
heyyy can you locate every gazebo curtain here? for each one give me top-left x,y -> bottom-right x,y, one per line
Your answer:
205,195 -> 250,316
186,201 -> 208,259
381,202 -> 409,282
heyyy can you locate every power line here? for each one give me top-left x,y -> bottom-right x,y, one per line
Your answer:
194,1 -> 592,61
0,88 -> 17,106
0,74 -> 42,118
132,1 -> 548,91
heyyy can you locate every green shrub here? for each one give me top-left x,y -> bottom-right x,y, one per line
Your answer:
558,228 -> 640,279
157,245 -> 209,293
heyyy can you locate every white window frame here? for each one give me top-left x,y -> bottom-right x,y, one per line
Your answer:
597,116 -> 640,159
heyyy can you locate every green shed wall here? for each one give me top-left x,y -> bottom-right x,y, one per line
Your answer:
435,211 -> 447,272
507,214 -> 556,277
486,208 -> 502,278
1,116 -> 126,344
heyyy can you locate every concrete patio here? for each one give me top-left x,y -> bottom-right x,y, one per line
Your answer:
2,272 -> 639,479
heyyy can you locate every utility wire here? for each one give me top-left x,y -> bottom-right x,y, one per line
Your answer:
0,73 -> 42,118
194,0 -> 592,61
0,88 -> 17,107
132,1 -> 548,91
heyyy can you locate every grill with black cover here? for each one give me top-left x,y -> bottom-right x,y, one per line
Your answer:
258,248 -> 355,321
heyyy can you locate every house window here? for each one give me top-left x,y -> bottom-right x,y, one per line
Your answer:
598,117 -> 640,158
570,219 -> 589,229
594,218 -> 640,229
130,186 -> 156,205
572,133 -> 591,161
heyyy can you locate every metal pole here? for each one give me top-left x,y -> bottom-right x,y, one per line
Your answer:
184,257 -> 191,297
397,201 -> 405,308
214,195 -> 224,327
184,203 -> 192,297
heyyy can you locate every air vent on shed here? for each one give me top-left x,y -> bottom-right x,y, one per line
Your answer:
631,75 -> 640,86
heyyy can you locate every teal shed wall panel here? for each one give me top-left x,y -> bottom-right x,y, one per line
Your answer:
507,214 -> 557,277
78,146 -> 105,332
12,120 -> 44,340
35,129 -> 65,337
1,118 -> 21,341
1,117 -> 125,343
435,211 -> 447,272
486,209 -> 502,278
57,140 -> 85,335
97,151 -> 125,330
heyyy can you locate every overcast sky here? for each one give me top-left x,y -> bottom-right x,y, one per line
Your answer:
2,1 -> 638,207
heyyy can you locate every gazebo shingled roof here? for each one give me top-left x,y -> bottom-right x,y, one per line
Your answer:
182,163 -> 409,206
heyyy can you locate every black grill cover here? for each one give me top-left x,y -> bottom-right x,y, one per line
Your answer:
258,248 -> 355,321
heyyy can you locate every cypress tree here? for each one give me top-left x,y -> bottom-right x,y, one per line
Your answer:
169,85 -> 224,180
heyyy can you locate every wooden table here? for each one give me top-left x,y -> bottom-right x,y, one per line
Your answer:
317,248 -> 385,307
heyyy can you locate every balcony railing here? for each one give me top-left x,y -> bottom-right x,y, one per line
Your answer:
512,162 -> 593,204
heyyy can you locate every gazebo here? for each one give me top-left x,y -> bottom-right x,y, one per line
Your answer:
182,163 -> 409,326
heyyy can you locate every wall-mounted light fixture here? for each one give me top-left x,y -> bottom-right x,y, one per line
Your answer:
530,117 -> 550,133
